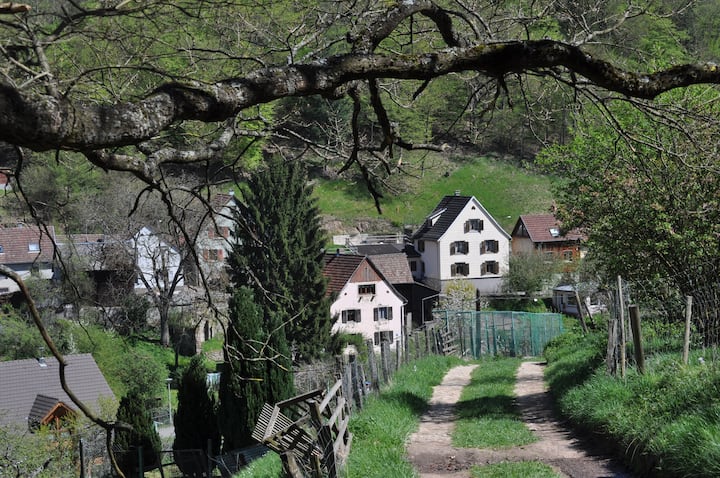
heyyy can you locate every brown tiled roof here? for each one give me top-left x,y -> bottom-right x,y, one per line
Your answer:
512,214 -> 585,244
0,354 -> 115,429
0,225 -> 56,265
364,253 -> 414,285
210,193 -> 236,211
322,253 -> 365,295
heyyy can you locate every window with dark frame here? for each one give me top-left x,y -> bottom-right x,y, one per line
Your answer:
373,330 -> 394,346
481,261 -> 499,275
373,306 -> 393,321
417,240 -> 425,252
450,241 -> 469,255
464,219 -> 484,233
358,284 -> 375,295
451,262 -> 470,277
341,309 -> 361,323
481,240 -> 499,254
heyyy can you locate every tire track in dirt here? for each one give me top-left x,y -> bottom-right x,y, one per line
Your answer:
406,361 -> 633,478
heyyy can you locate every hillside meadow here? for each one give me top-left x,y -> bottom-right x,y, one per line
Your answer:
313,152 -> 555,234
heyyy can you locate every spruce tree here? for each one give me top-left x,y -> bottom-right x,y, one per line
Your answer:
114,390 -> 161,476
172,354 -> 220,476
228,156 -> 332,361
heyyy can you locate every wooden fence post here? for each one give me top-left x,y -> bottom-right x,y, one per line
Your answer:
683,296 -> 693,365
618,275 -> 626,378
629,305 -> 645,374
380,342 -> 390,384
366,340 -> 379,391
349,354 -> 363,410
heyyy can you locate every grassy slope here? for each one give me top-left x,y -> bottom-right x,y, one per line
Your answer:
314,153 -> 555,234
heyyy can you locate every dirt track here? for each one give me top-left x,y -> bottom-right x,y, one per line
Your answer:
406,362 -> 634,478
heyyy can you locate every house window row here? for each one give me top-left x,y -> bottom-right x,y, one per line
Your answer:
202,249 -> 224,262
207,226 -> 231,239
450,261 -> 500,277
341,307 -> 394,323
450,240 -> 500,255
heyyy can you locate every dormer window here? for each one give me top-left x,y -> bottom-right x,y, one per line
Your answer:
464,219 -> 483,233
549,227 -> 561,237
28,243 -> 39,252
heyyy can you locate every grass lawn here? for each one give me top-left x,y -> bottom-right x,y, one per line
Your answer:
453,358 -> 537,448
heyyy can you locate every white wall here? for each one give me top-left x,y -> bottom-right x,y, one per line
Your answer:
330,279 -> 405,351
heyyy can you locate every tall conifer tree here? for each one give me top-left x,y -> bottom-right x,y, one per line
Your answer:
173,354 -> 220,474
228,156 -> 332,361
114,390 -> 161,476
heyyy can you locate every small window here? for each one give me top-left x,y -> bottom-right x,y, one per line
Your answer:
341,309 -> 361,323
410,261 -> 417,272
0,245 -> 3,253
373,307 -> 393,321
417,240 -> 425,252
374,330 -> 394,346
450,241 -> 469,255
481,261 -> 499,275
563,250 -> 574,261
28,243 -> 39,252
358,284 -> 375,295
451,262 -> 469,277
480,240 -> 499,254
549,227 -> 561,237
464,219 -> 484,233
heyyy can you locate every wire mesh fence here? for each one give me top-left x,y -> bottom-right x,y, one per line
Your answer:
431,310 -> 565,358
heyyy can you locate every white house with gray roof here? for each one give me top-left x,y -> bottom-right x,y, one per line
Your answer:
411,194 -> 510,295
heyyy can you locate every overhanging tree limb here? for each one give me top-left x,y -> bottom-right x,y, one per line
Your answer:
1,40 -> 720,156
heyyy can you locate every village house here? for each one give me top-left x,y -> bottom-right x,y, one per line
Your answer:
0,353 -> 115,432
510,214 -> 586,263
193,192 -> 237,287
322,252 -> 407,352
0,224 -> 56,296
410,193 -> 511,296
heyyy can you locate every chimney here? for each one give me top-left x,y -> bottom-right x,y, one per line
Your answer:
38,357 -> 47,368
454,190 -> 461,196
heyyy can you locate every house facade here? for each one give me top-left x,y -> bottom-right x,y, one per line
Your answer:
0,224 -> 56,295
194,192 -> 237,286
411,194 -> 510,295
131,226 -> 184,291
510,214 -> 585,263
322,253 -> 406,351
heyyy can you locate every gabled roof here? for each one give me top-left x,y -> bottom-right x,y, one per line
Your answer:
412,195 -> 510,241
322,253 -> 366,295
0,354 -> 115,429
354,243 -> 403,255
321,253 -> 407,303
511,214 -> 585,244
361,253 -> 414,285
210,192 -> 236,211
0,224 -> 56,266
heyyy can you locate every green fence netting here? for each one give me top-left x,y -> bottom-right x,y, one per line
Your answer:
433,310 -> 564,358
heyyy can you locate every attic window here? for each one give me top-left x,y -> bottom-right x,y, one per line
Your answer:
549,228 -> 561,237
0,245 -> 3,253
464,219 -> 483,233
28,243 -> 39,252
358,284 -> 375,295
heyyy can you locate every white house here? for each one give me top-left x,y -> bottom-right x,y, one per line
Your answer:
195,192 -> 237,286
131,226 -> 184,291
0,224 -> 56,295
322,252 -> 406,352
410,194 -> 510,295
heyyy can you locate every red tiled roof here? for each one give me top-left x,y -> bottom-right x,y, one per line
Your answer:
0,224 -> 56,265
512,214 -> 585,244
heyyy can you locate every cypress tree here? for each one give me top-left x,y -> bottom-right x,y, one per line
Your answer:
217,286 -> 270,452
172,354 -> 220,475
228,155 -> 332,362
114,390 -> 161,476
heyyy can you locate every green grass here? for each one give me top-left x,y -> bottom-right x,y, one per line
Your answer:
544,326 -> 720,478
314,153 -> 555,232
345,354 -> 464,477
453,358 -> 537,448
470,461 -> 562,478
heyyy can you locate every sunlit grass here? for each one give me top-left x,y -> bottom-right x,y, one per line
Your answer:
314,153 -> 554,232
470,461 -> 562,478
453,358 -> 537,448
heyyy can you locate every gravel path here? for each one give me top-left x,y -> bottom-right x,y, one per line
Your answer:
406,361 -> 634,478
